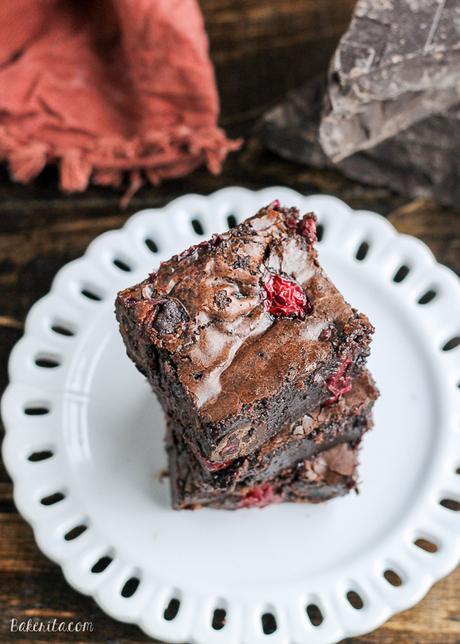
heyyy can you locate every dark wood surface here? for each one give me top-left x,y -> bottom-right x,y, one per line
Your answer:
1,1 -> 459,642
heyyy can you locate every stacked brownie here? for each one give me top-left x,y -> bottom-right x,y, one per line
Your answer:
116,201 -> 378,510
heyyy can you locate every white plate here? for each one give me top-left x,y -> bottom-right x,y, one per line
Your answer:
2,187 -> 460,644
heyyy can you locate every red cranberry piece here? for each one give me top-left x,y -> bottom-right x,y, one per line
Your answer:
324,356 -> 353,405
319,325 -> 333,341
263,273 -> 312,318
123,295 -> 139,308
239,483 -> 283,509
297,213 -> 317,246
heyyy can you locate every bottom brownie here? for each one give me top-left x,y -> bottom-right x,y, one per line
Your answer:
169,436 -> 360,510
177,370 -> 377,491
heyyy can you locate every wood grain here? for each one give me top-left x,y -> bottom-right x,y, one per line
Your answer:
1,0 -> 459,642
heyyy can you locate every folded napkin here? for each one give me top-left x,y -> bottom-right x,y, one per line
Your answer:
0,0 -> 239,202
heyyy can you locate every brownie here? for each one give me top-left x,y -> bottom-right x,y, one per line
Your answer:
169,440 -> 360,510
116,201 -> 374,463
174,369 -> 377,490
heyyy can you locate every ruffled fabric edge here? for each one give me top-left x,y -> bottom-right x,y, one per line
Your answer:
0,124 -> 242,206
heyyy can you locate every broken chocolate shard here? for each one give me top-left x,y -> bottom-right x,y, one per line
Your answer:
260,74 -> 460,208
320,0 -> 460,162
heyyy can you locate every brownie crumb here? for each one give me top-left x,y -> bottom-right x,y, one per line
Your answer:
214,289 -> 232,310
233,255 -> 250,269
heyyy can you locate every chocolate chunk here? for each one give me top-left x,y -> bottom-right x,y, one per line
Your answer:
261,75 -> 460,208
152,299 -> 188,334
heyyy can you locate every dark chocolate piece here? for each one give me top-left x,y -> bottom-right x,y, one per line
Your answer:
260,0 -> 460,207
116,203 -> 374,464
169,438 -> 360,510
320,0 -> 460,161
261,76 -> 460,208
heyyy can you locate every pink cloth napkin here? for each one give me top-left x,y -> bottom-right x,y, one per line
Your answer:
0,0 -> 240,203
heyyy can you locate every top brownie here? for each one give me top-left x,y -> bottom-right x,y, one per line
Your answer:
116,201 -> 373,463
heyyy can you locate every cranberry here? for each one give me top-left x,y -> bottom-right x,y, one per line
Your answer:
239,483 -> 283,509
324,356 -> 353,405
319,325 -> 333,341
263,273 -> 312,318
285,213 -> 298,229
297,213 -> 317,246
123,295 -> 139,308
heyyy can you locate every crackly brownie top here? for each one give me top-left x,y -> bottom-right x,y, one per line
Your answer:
117,201 -> 373,421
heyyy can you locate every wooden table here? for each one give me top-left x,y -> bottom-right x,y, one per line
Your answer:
1,1 -> 459,641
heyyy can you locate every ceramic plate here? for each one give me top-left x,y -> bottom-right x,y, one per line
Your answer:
3,187 -> 460,643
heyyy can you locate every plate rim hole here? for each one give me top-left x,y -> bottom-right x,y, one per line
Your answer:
261,611 -> 277,635
163,596 -> 181,621
34,354 -> 61,369
316,223 -> 324,242
355,241 -> 370,261
383,568 -> 403,587
64,523 -> 88,541
227,213 -> 238,229
91,554 -> 114,574
442,336 -> 460,352
121,575 -> 140,598
28,449 -> 54,462
80,286 -> 103,302
191,218 -> 205,236
414,537 -> 439,553
145,237 -> 159,253
346,590 -> 364,609
40,491 -> 65,506
417,288 -> 437,305
440,497 -> 460,512
393,264 -> 410,283
306,603 -> 324,626
51,322 -> 75,337
24,404 -> 50,416
211,607 -> 227,631
113,257 -> 132,272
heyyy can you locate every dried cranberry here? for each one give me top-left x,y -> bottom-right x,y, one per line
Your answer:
123,295 -> 139,308
319,325 -> 333,341
297,213 -> 317,246
239,483 -> 283,509
263,273 -> 312,318
324,356 -> 353,405
285,213 -> 298,229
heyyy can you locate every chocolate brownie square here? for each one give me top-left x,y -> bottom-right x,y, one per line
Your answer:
116,201 -> 374,464
176,369 -> 377,492
169,437 -> 360,510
